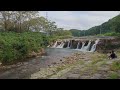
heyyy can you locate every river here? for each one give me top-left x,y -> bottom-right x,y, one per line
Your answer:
0,48 -> 77,79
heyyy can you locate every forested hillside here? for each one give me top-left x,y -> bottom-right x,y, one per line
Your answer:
70,14 -> 120,37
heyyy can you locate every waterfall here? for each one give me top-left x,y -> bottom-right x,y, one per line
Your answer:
90,44 -> 96,52
52,41 -> 58,48
61,42 -> 65,48
90,39 -> 99,52
80,40 -> 91,51
67,41 -> 70,48
56,42 -> 65,48
51,39 -> 99,52
47,45 -> 50,47
85,40 -> 91,51
80,42 -> 85,50
70,40 -> 72,48
76,41 -> 80,49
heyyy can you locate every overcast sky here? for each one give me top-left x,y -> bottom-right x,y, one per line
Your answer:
39,11 -> 120,30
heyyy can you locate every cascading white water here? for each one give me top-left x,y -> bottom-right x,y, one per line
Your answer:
61,42 -> 65,48
51,39 -> 99,52
67,41 -> 70,48
70,40 -> 72,48
80,41 -> 91,51
85,40 -> 91,51
52,41 -> 58,48
90,39 -> 99,52
56,43 -> 62,48
90,44 -> 96,52
80,42 -> 85,50
76,41 -> 80,49
56,42 -> 65,48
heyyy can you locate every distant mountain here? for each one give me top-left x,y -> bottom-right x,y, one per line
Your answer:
70,14 -> 120,37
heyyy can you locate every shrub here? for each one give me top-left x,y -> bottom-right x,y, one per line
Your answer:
0,32 -> 49,64
103,32 -> 120,36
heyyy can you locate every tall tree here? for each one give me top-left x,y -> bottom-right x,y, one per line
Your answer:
0,11 -> 39,32
0,11 -> 14,31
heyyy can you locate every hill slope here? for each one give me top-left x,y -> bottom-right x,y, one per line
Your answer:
70,14 -> 120,37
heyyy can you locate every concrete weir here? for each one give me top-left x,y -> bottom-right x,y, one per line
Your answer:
51,38 -> 100,52
50,36 -> 119,52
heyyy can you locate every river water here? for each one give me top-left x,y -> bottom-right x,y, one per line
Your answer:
0,48 -> 77,79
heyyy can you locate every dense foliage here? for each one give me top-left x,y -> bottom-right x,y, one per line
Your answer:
0,11 -> 72,37
0,32 -> 50,64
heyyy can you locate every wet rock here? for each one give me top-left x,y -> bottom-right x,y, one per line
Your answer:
80,57 -> 85,59
23,62 -> 28,65
30,51 -> 37,57
48,65 -> 51,67
52,62 -> 57,65
40,48 -> 46,55
60,59 -> 62,61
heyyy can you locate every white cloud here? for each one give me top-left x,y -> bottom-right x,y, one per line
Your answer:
39,11 -> 120,30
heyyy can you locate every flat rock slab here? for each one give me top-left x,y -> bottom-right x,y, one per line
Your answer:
90,74 -> 102,79
70,69 -> 81,74
98,66 -> 109,71
106,61 -> 114,64
79,76 -> 91,79
66,74 -> 80,79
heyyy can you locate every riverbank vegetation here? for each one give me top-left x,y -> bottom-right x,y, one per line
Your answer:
0,11 -> 72,64
0,32 -> 49,64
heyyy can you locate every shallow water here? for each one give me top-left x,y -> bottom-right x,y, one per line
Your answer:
0,48 -> 77,79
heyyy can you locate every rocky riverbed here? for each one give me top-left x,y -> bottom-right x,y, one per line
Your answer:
0,48 -> 76,79
30,50 -> 120,79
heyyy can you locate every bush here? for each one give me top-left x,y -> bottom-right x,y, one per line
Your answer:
0,32 -> 49,64
103,32 -> 120,36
